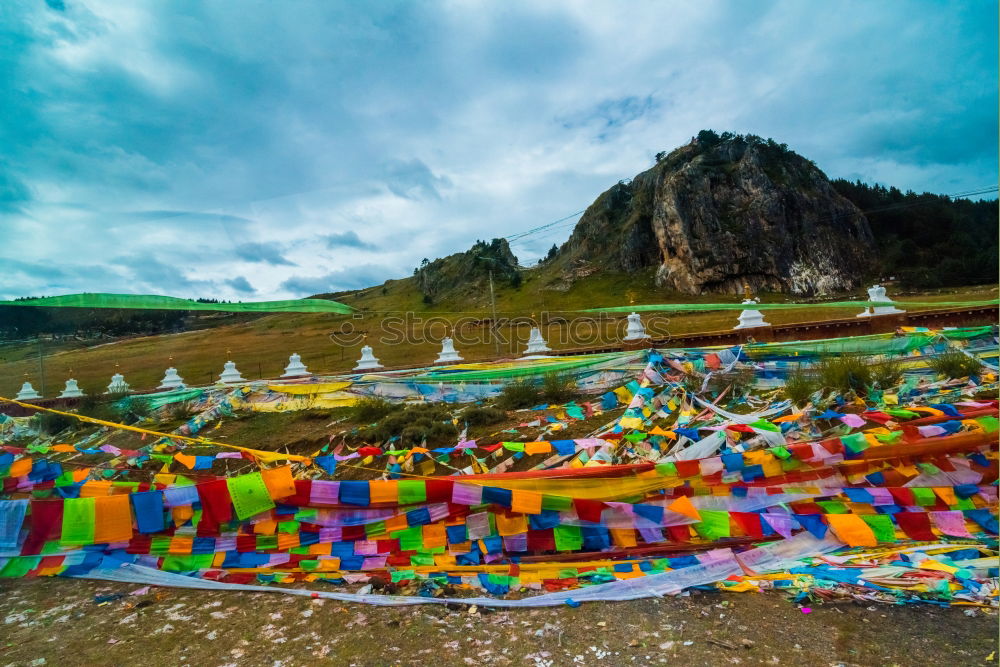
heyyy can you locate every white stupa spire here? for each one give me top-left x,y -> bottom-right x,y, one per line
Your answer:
623,312 -> 650,341
106,366 -> 130,394
15,376 -> 40,400
59,376 -> 84,398
435,336 -> 463,364
218,354 -> 245,384
523,326 -> 552,357
354,340 -> 383,371
282,352 -> 310,377
857,284 -> 905,318
158,359 -> 186,390
734,299 -> 770,329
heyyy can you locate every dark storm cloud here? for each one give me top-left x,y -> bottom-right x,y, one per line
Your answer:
233,243 -> 296,266
225,276 -> 256,294
321,232 -> 377,250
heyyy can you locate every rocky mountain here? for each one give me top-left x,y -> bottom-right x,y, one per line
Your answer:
412,238 -> 521,304
546,130 -> 876,295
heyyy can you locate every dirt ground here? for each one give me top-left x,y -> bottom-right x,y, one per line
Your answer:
0,578 -> 995,666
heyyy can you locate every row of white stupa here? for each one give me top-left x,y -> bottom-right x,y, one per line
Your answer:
14,285 -> 903,400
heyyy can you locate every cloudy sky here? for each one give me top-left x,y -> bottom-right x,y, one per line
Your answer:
1,0 -> 996,300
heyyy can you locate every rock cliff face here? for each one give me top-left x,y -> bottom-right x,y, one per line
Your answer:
552,133 -> 875,295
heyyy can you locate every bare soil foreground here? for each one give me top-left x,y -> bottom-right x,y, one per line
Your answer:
0,579 -> 995,666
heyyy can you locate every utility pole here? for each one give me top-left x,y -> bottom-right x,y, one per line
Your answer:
488,267 -> 499,356
36,336 -> 45,396
478,256 -> 501,356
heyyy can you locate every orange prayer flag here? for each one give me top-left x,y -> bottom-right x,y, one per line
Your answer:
826,513 -> 878,547
93,495 -> 133,543
667,495 -> 701,521
650,426 -> 675,438
610,528 -> 637,548
510,490 -> 543,515
8,457 -> 32,478
253,518 -> 277,535
422,523 -> 448,549
524,441 -> 551,455
261,465 -> 296,500
369,480 -> 398,504
174,453 -> 197,470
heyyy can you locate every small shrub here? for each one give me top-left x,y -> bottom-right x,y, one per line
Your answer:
362,402 -> 456,446
816,353 -> 872,396
783,367 -> 818,407
77,395 -> 122,422
929,349 -> 983,379
496,379 -> 542,410
462,406 -> 506,426
540,372 -> 576,403
351,397 -> 397,423
870,355 -> 905,388
37,411 -> 75,436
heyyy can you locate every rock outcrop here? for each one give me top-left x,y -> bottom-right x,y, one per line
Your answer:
552,132 -> 875,295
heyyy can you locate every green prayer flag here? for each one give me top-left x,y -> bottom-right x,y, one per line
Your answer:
772,446 -> 791,460
861,514 -> 897,542
693,509 -> 731,540
226,472 -> 276,520
910,487 -> 937,506
541,495 -> 573,512
875,431 -> 904,444
817,501 -> 849,514
397,480 -> 427,505
976,416 -> 999,433
60,497 -> 95,546
655,462 -> 678,477
840,432 -> 870,454
396,525 -> 423,551
554,525 -> 583,550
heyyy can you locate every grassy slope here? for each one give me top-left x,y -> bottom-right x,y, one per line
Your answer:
0,276 -> 995,398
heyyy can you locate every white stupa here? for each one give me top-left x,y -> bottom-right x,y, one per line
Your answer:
734,299 -> 770,329
856,284 -> 905,318
106,371 -> 130,394
354,344 -> 383,371
59,378 -> 84,398
523,327 -> 552,356
434,337 -> 463,363
623,312 -> 650,341
15,381 -> 40,400
158,366 -> 186,390
281,352 -> 310,377
218,360 -> 245,384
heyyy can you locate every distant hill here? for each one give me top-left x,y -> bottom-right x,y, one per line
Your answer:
830,179 -> 998,288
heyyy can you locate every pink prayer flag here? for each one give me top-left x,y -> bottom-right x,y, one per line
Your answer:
310,481 -> 340,506
839,414 -> 866,428
930,511 -> 972,537
452,483 -> 483,506
762,513 -> 796,538
466,511 -> 491,540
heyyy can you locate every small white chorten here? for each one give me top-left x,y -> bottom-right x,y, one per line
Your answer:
435,337 -> 463,364
218,360 -> 245,384
523,327 -> 552,356
856,284 -> 905,318
158,367 -> 185,390
623,312 -> 650,341
354,344 -> 383,371
281,353 -> 310,377
106,371 -> 130,394
59,378 -> 84,398
15,381 -> 40,400
734,299 -> 770,329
